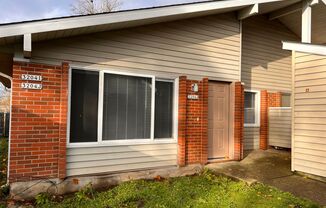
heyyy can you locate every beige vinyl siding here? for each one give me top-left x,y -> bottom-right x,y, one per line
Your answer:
293,51 -> 326,177
33,13 -> 240,177
67,143 -> 177,176
244,127 -> 260,150
241,16 -> 297,150
241,15 -> 298,92
32,13 -> 241,82
268,107 -> 291,148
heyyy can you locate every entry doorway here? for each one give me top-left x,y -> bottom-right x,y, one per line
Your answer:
208,82 -> 230,160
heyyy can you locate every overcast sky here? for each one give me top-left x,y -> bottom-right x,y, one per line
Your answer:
0,0 -> 206,24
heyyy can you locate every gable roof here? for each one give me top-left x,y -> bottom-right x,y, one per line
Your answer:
0,0 -> 300,45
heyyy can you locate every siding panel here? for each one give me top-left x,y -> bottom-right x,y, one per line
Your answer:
244,127 -> 259,150
33,13 -> 241,82
31,13 -> 241,177
66,143 -> 177,176
242,15 -> 298,92
269,107 -> 292,148
241,16 -> 297,150
293,52 -> 326,177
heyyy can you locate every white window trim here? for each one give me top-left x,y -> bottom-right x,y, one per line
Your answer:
67,67 -> 178,148
244,90 -> 260,128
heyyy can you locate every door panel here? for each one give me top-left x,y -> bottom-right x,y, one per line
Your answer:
208,82 -> 230,159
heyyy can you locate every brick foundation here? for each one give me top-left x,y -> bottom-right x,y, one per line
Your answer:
9,62 -> 69,182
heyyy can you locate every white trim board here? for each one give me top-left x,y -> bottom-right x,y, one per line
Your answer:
0,0 -> 284,38
282,41 -> 326,56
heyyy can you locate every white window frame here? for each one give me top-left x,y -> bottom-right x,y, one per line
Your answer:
67,67 -> 178,148
244,90 -> 260,128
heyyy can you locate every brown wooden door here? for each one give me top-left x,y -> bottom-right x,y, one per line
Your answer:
208,82 -> 230,159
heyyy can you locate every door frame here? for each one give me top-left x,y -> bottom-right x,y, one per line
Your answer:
207,81 -> 235,161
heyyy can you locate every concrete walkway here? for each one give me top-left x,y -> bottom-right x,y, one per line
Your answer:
207,149 -> 326,206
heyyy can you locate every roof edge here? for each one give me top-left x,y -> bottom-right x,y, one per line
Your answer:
0,0 -> 283,39
282,41 -> 326,56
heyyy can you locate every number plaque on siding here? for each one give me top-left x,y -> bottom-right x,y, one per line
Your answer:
21,83 -> 43,90
21,74 -> 42,81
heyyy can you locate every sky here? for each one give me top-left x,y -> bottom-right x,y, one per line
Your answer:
0,0 -> 206,24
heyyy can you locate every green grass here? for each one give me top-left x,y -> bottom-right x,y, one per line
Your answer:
38,170 -> 319,208
0,138 -> 9,205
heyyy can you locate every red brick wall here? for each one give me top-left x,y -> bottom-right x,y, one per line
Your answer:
259,90 -> 268,150
9,62 -> 68,182
234,82 -> 244,160
268,92 -> 282,107
178,77 -> 208,165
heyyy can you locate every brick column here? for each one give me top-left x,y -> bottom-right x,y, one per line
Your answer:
200,78 -> 208,165
9,62 -> 69,182
177,77 -> 208,166
58,62 -> 69,179
177,76 -> 187,167
260,90 -> 268,150
234,82 -> 244,160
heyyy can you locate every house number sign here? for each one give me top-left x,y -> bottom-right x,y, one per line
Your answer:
21,83 -> 43,90
187,94 -> 199,100
21,74 -> 42,81
21,74 -> 43,90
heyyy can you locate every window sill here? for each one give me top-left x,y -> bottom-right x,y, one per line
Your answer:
67,139 -> 177,148
244,124 -> 260,128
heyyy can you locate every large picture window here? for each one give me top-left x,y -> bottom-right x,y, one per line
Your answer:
244,91 -> 260,127
69,69 -> 176,144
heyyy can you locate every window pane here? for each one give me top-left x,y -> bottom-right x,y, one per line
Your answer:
70,69 -> 99,143
282,94 -> 291,107
244,92 -> 256,124
155,81 -> 173,138
102,73 -> 152,140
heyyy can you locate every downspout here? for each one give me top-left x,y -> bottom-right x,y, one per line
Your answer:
0,72 -> 12,185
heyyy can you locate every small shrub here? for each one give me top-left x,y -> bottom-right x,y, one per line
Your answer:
35,192 -> 52,206
75,183 -> 95,202
0,184 -> 9,199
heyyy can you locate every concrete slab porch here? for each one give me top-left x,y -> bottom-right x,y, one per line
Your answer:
206,149 -> 326,206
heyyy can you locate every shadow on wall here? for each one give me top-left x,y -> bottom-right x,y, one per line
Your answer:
241,15 -> 299,91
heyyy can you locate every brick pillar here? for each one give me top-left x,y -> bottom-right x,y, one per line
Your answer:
234,82 -> 244,160
58,62 -> 69,179
200,78 -> 208,165
178,77 -> 208,166
177,76 -> 187,167
9,62 -> 69,183
260,90 -> 268,150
